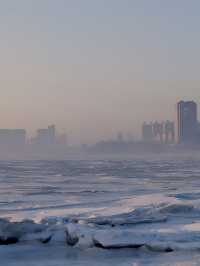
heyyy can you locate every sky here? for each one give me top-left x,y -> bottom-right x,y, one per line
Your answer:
0,0 -> 200,144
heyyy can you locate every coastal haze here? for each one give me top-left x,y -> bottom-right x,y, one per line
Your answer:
1,2 -> 200,266
0,0 -> 200,144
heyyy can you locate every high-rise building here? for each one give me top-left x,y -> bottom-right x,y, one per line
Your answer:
48,125 -> 56,144
164,121 -> 175,144
142,121 -> 175,144
177,101 -> 198,143
153,122 -> 164,143
142,122 -> 153,142
35,125 -> 56,148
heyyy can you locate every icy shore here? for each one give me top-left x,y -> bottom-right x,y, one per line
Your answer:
1,158 -> 200,265
1,202 -> 200,255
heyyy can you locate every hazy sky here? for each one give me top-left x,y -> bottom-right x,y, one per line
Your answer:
0,0 -> 200,144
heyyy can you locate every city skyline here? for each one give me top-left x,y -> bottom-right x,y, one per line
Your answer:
1,3 -> 200,266
0,99 -> 199,147
1,1 -> 200,144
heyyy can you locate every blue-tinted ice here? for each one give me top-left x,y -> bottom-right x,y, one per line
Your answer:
1,157 -> 200,265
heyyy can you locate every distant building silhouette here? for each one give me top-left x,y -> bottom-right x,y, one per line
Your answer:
48,125 -> 56,144
177,101 -> 198,143
153,121 -> 164,143
142,122 -> 154,142
35,125 -> 56,148
142,121 -> 175,144
164,120 -> 175,144
30,125 -> 68,154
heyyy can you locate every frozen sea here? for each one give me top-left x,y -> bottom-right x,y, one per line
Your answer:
1,155 -> 200,265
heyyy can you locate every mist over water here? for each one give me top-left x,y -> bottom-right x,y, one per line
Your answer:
0,1 -> 200,144
1,1 -> 200,265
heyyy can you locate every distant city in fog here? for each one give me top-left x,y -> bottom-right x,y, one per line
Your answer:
3,2 -> 200,266
0,100 -> 198,157
1,1 -> 200,145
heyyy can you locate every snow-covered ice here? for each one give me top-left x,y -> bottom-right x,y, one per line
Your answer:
1,156 -> 200,265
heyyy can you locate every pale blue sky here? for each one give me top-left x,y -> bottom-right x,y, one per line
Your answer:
0,0 -> 200,143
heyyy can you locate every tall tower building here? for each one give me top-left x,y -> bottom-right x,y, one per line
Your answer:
177,101 -> 198,143
142,122 -> 153,142
48,125 -> 56,144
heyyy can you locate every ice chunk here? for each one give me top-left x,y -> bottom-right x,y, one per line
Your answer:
85,207 -> 167,226
66,223 -> 79,246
